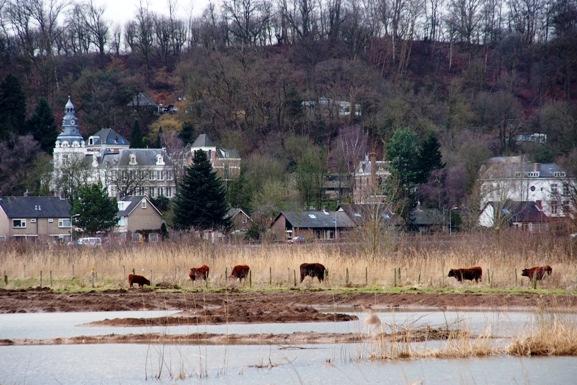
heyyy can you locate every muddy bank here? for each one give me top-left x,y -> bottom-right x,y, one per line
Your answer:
2,327 -> 456,346
1,288 -> 576,314
88,305 -> 356,326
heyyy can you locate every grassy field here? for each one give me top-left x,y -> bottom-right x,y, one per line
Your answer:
1,231 -> 576,293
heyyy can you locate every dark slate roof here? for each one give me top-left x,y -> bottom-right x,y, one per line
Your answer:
117,196 -> 161,216
101,149 -> 173,167
218,148 -> 240,159
279,211 -> 356,229
488,200 -> 548,223
338,204 -> 396,226
127,92 -> 158,107
411,207 -> 446,226
0,196 -> 70,218
192,134 -> 215,147
90,128 -> 129,146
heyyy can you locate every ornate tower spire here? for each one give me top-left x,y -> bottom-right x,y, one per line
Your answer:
56,96 -> 84,148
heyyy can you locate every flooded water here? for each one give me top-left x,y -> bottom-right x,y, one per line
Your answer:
1,309 -> 576,384
1,343 -> 577,385
2,309 -> 573,339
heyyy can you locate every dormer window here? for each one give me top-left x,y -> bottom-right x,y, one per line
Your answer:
554,171 -> 566,177
156,154 -> 165,165
141,200 -> 147,209
129,153 -> 137,165
527,171 -> 540,177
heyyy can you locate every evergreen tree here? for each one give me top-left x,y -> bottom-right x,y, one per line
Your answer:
130,120 -> 145,148
172,150 -> 231,231
179,121 -> 195,144
415,131 -> 444,184
27,98 -> 57,154
154,126 -> 163,148
0,74 -> 26,139
386,128 -> 421,188
72,183 -> 118,234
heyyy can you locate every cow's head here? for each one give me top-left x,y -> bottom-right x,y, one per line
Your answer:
448,269 -> 455,278
544,265 -> 553,275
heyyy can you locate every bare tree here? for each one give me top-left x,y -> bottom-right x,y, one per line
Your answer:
222,0 -> 271,46
81,0 -> 108,56
447,0 -> 482,43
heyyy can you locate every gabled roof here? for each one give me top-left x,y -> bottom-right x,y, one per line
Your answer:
0,196 -> 70,218
338,204 -> 396,226
191,134 -> 215,147
227,208 -> 251,220
89,128 -> 129,146
117,196 -> 161,217
276,211 -> 356,229
485,200 -> 548,223
481,156 -> 569,179
411,207 -> 446,226
127,92 -> 158,107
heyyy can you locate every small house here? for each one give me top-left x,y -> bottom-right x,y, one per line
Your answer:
116,196 -> 164,241
0,196 -> 71,242
270,210 -> 355,241
228,208 -> 252,233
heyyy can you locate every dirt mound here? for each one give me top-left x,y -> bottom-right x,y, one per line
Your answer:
88,304 -> 357,326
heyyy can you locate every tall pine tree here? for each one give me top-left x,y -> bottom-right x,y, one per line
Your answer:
0,74 -> 26,139
415,131 -> 444,184
172,150 -> 231,231
179,121 -> 195,144
130,120 -> 145,148
72,183 -> 118,234
27,98 -> 57,154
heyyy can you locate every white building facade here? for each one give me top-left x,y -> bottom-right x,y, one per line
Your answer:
52,98 -> 176,199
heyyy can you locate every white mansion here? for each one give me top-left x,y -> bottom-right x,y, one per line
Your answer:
52,98 -> 176,199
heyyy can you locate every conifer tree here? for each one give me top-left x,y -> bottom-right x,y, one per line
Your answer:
27,98 -> 57,154
179,121 -> 195,144
172,150 -> 231,231
0,74 -> 26,139
72,183 -> 118,234
415,131 -> 444,184
130,120 -> 145,148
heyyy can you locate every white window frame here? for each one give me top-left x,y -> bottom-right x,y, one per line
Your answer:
141,200 -> 147,209
58,218 -> 72,228
12,219 -> 26,229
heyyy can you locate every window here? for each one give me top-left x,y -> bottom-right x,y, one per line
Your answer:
129,154 -> 137,165
530,186 -> 536,191
554,171 -> 566,177
528,171 -> 540,177
551,184 -> 558,195
563,183 -> 570,196
563,201 -> 570,215
58,218 -> 71,228
166,187 -> 172,197
141,200 -> 147,209
551,200 -> 558,215
12,219 -> 26,228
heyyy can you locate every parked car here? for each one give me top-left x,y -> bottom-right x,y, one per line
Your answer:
69,237 -> 102,247
287,235 -> 305,244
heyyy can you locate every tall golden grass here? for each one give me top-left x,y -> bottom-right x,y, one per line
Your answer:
0,231 -> 576,290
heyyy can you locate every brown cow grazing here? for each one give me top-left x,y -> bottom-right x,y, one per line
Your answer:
229,265 -> 250,281
300,263 -> 326,283
522,265 -> 552,281
128,274 -> 151,288
189,265 -> 210,281
448,266 -> 483,282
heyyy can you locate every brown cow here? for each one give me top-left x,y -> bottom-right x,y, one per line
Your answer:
300,263 -> 326,283
229,265 -> 250,281
128,274 -> 151,288
448,266 -> 482,282
522,265 -> 552,281
189,265 -> 210,281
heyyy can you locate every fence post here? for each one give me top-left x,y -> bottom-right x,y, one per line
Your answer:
150,270 -> 153,285
3,271 -> 7,286
269,267 -> 272,286
345,268 -> 349,286
293,269 -> 297,287
365,266 -> 368,286
418,271 -> 421,285
515,269 -> 518,286
49,271 -> 53,287
487,269 -> 491,286
72,264 -> 75,278
40,270 -> 43,287
393,268 -> 397,287
123,265 -> 126,279
92,269 -> 95,288
132,268 -> 135,275
249,270 -> 252,288
225,268 -> 228,284
397,267 -> 401,285
532,277 -> 537,290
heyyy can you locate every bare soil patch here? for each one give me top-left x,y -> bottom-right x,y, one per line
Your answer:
1,288 -> 576,314
87,304 -> 356,326
5,326 -> 456,346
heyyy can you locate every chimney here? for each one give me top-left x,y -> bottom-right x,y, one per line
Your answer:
533,163 -> 539,172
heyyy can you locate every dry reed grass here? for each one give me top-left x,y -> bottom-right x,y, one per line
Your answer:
0,231 -> 576,290
509,315 -> 577,356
